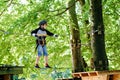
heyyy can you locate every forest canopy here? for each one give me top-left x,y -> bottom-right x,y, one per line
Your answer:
0,0 -> 120,79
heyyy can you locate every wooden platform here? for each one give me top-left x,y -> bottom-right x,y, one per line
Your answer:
72,70 -> 120,80
56,78 -> 73,80
0,64 -> 24,80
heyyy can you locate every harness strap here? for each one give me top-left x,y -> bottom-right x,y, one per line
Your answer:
35,39 -> 46,52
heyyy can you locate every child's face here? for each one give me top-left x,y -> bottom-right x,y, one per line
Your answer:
41,24 -> 47,29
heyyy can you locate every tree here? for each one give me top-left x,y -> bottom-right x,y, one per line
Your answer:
90,0 -> 109,70
68,0 -> 84,72
0,0 -> 119,79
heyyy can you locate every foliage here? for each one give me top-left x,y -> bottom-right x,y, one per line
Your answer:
0,0 -> 120,79
51,68 -> 71,80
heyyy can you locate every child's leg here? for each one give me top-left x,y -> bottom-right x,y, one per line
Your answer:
35,56 -> 40,65
35,45 -> 42,65
44,56 -> 48,66
43,45 -> 49,66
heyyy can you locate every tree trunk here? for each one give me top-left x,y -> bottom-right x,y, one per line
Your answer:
90,0 -> 109,71
68,0 -> 84,72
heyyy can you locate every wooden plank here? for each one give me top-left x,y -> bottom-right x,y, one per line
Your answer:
56,78 -> 73,80
4,75 -> 10,80
0,65 -> 24,68
0,75 -> 11,80
81,72 -> 89,77
72,73 -> 81,78
72,71 -> 98,78
0,68 -> 23,75
97,70 -> 120,75
112,74 -> 120,80
0,66 -> 24,75
72,70 -> 120,80
89,72 -> 98,76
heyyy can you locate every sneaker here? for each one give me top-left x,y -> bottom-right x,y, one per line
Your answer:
45,65 -> 51,68
35,64 -> 40,68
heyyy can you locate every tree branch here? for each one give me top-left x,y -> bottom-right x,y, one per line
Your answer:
0,29 -> 9,34
55,0 -> 78,16
0,29 -> 5,33
0,0 -> 13,17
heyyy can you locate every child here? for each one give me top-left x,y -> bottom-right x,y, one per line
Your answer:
31,20 -> 58,68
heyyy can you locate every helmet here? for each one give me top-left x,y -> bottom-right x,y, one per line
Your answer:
39,20 -> 47,26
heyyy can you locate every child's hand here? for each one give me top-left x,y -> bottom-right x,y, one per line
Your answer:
54,34 -> 58,37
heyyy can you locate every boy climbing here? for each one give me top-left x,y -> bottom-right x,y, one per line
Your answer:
31,20 -> 58,68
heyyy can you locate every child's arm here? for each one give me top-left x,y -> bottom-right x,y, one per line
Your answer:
31,28 -> 39,37
46,30 -> 58,37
